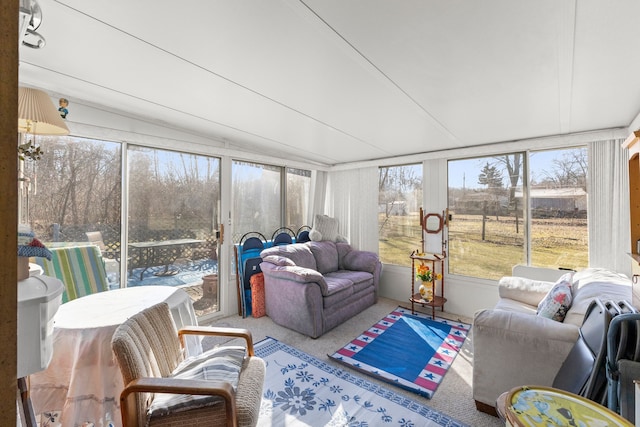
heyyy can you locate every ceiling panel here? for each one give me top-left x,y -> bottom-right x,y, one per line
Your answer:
18,0 -> 640,166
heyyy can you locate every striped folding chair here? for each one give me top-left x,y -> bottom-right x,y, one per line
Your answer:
33,245 -> 109,302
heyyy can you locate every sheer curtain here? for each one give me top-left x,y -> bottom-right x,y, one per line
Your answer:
325,167 -> 379,252
310,170 -> 327,225
588,139 -> 630,275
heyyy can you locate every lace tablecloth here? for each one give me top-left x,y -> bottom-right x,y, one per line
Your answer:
29,286 -> 200,427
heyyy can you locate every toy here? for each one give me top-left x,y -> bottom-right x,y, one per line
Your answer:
58,98 -> 69,119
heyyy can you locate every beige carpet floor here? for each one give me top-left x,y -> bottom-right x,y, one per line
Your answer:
204,297 -> 501,427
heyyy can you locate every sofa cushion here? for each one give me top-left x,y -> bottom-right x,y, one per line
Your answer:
326,270 -> 373,293
261,243 -> 317,271
323,276 -> 354,308
261,255 -> 295,267
309,241 -> 339,274
336,242 -> 352,269
498,276 -> 555,307
342,248 -> 380,274
324,276 -> 353,296
565,268 -> 632,326
494,297 -> 538,315
537,273 -> 573,322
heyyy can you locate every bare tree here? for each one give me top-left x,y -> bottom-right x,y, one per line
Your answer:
491,154 -> 522,206
378,165 -> 421,232
537,148 -> 587,190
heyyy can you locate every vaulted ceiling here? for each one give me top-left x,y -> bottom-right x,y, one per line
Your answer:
18,0 -> 640,166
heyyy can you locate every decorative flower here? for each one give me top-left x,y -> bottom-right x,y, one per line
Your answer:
415,262 -> 442,282
276,385 -> 316,416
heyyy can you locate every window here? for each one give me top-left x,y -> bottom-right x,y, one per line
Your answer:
447,147 -> 588,280
127,146 -> 221,316
286,168 -> 311,233
378,164 -> 422,265
27,135 -> 123,283
448,154 -> 524,280
232,161 -> 282,241
231,162 -> 312,241
529,147 -> 588,269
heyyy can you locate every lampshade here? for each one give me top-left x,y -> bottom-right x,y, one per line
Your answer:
18,87 -> 69,135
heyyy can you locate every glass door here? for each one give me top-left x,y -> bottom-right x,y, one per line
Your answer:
127,146 -> 221,318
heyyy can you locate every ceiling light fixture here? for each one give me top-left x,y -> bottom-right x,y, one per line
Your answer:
19,0 -> 46,49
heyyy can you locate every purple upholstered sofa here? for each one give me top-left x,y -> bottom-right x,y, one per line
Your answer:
259,241 -> 382,338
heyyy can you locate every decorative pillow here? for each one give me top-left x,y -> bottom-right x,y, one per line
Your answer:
148,346 -> 245,417
310,214 -> 339,242
309,214 -> 349,243
536,273 -> 574,322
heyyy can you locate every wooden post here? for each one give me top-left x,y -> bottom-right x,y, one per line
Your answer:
0,0 -> 19,425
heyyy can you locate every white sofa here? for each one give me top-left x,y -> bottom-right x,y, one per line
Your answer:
472,266 -> 632,415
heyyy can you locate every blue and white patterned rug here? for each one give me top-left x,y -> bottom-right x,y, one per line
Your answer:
255,337 -> 468,427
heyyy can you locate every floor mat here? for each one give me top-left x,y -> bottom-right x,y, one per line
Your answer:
329,306 -> 470,398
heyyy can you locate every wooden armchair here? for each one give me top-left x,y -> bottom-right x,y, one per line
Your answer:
111,302 -> 265,427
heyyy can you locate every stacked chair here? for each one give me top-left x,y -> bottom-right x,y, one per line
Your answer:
33,245 -> 110,302
295,225 -> 311,243
551,298 -> 638,423
234,232 -> 267,317
234,227 -> 310,317
606,310 -> 640,423
270,227 -> 295,246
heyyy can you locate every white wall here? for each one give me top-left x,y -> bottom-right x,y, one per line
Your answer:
379,265 -> 499,318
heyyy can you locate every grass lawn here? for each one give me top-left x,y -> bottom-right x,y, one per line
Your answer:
379,213 -> 588,279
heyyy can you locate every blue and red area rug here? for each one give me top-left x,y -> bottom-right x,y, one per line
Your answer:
329,306 -> 470,399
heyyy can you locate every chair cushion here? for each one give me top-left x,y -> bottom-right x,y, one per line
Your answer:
147,346 -> 246,418
537,273 -> 573,322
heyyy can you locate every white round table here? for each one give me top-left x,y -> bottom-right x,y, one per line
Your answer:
29,286 -> 199,427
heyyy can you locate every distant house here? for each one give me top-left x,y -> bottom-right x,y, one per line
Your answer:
449,190 -> 509,215
379,201 -> 408,215
514,187 -> 587,211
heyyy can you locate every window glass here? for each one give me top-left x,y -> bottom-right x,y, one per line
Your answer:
448,148 -> 589,280
127,146 -> 221,317
232,160 -> 282,242
448,154 -> 525,280
286,167 -> 311,234
378,164 -> 422,265
529,147 -> 588,269
26,136 -> 122,286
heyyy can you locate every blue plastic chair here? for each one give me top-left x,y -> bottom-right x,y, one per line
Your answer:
296,225 -> 311,243
271,227 -> 295,246
234,232 -> 267,317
